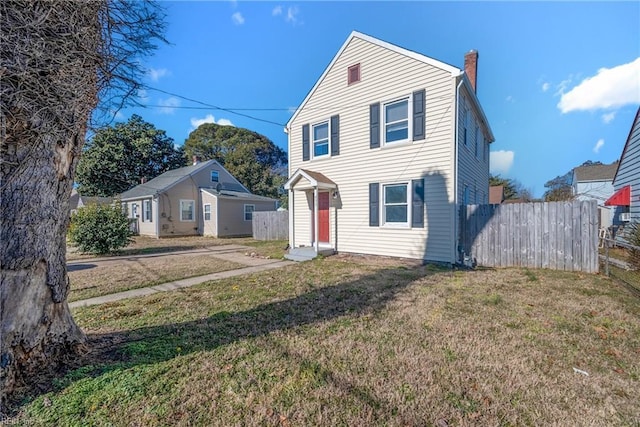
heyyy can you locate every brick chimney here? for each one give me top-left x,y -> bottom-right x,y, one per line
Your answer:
464,50 -> 479,93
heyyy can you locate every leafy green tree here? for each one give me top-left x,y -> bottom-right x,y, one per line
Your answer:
77,115 -> 186,196
489,175 -> 519,200
183,123 -> 287,200
69,202 -> 134,254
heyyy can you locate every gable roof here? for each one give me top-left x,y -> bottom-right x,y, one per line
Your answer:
120,159 -> 249,200
573,162 -> 618,183
284,168 -> 337,190
286,30 -> 461,129
613,107 -> 640,184
201,188 -> 277,202
285,30 -> 494,143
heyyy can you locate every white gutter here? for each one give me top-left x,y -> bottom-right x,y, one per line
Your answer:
453,73 -> 465,264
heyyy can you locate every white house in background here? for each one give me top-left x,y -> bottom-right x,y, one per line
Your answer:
572,161 -> 618,228
284,31 -> 494,263
606,107 -> 640,226
119,159 -> 277,238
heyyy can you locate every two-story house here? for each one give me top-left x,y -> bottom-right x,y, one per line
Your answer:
284,31 -> 494,263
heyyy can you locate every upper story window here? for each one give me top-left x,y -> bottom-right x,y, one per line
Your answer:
383,183 -> 409,226
348,63 -> 360,85
475,125 -> 481,158
384,98 -> 410,144
211,170 -> 219,182
312,121 -> 329,158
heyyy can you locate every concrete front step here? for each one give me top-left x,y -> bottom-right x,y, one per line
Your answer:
284,247 -> 335,262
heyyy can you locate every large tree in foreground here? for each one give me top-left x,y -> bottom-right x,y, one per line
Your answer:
76,115 -> 186,197
183,123 -> 287,200
0,0 -> 165,406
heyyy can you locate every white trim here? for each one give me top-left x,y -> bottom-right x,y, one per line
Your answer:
142,199 -> 152,222
287,30 -> 461,128
311,120 -> 330,159
284,168 -> 337,191
179,199 -> 195,222
382,95 -> 412,146
381,182 -> 411,228
244,204 -> 255,221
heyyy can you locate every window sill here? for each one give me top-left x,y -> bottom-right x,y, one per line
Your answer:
381,223 -> 411,229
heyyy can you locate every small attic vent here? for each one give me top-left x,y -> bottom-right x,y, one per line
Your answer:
348,63 -> 360,85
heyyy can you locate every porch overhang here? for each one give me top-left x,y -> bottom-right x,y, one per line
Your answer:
284,168 -> 337,191
604,185 -> 630,206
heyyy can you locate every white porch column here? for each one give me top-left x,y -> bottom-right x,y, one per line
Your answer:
314,187 -> 319,253
289,190 -> 295,248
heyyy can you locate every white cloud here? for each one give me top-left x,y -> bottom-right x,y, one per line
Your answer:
505,95 -> 514,103
272,5 -> 282,16
158,97 -> 180,114
136,88 -> 149,103
286,6 -> 300,24
542,82 -> 550,92
148,67 -> 169,82
232,12 -> 244,25
490,150 -> 515,175
593,139 -> 605,154
558,57 -> 640,113
190,114 -> 234,130
602,112 -> 616,124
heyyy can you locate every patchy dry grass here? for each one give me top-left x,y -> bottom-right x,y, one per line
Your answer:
68,253 -> 243,302
13,255 -> 640,426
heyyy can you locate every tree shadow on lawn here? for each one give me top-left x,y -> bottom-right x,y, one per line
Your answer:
87,263 -> 437,366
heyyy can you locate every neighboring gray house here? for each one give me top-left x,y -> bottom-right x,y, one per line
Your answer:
606,108 -> 640,225
572,161 -> 618,227
69,189 -> 113,214
120,159 -> 277,238
284,31 -> 494,263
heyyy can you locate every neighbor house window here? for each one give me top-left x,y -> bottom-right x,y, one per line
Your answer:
348,63 -> 360,85
180,200 -> 195,221
475,125 -> 480,158
384,98 -> 409,144
211,170 -> 219,182
204,204 -> 211,221
463,185 -> 470,205
312,122 -> 329,157
383,183 -> 408,226
143,200 -> 152,222
244,204 -> 255,221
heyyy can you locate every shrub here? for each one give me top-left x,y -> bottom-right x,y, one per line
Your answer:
69,202 -> 133,254
625,221 -> 640,270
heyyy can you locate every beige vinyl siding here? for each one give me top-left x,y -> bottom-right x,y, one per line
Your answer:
289,37 -> 456,262
201,192 -> 218,237
457,87 -> 490,206
157,179 -> 200,237
216,198 -> 275,237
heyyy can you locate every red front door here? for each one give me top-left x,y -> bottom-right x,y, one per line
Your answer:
318,192 -> 330,243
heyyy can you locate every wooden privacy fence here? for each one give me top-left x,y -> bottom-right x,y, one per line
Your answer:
460,200 -> 599,273
252,211 -> 288,240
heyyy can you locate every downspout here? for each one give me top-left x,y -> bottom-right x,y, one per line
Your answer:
453,73 -> 465,264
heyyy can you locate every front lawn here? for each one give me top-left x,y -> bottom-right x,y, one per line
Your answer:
12,256 -> 640,426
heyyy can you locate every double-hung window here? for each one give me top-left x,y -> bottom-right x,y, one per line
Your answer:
211,170 -> 219,182
143,200 -> 152,222
384,98 -> 409,144
383,183 -> 408,225
204,204 -> 211,221
180,200 -> 195,221
244,204 -> 255,221
312,122 -> 329,158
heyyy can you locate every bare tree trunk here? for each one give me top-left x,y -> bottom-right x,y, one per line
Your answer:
0,1 -> 101,408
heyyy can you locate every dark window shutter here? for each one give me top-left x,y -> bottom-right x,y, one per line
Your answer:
370,103 -> 380,149
330,115 -> 340,156
412,179 -> 424,228
369,183 -> 380,226
302,124 -> 310,161
413,89 -> 425,141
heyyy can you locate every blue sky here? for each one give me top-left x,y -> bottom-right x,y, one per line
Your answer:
118,1 -> 640,197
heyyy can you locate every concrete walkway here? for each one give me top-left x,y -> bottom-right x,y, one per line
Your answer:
69,246 -> 294,309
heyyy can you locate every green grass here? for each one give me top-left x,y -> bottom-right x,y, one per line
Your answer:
9,258 -> 640,426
